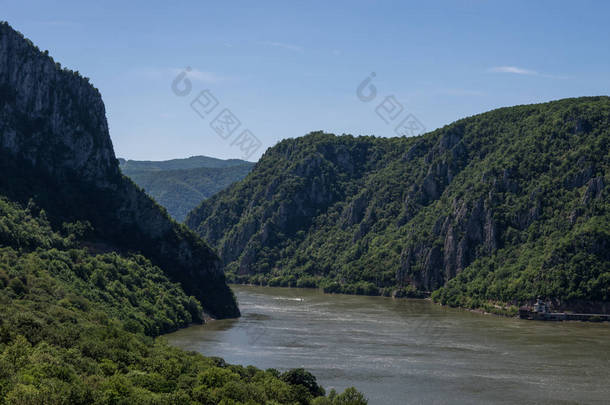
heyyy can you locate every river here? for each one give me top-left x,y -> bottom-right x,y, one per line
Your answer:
166,285 -> 610,404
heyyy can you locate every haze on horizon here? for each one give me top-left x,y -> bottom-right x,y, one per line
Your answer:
3,0 -> 609,161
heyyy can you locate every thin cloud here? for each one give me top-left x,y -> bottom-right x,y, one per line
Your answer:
167,68 -> 224,83
134,67 -> 225,84
490,66 -> 539,75
489,66 -> 566,79
260,41 -> 304,53
185,68 -> 223,83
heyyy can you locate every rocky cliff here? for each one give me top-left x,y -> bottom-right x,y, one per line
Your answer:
187,97 -> 609,311
0,22 -> 239,318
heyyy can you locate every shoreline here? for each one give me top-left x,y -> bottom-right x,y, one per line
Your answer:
228,283 -> 610,323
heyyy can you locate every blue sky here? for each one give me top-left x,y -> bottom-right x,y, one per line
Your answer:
2,0 -> 609,161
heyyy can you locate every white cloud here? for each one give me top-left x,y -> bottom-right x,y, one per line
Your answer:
260,41 -> 304,53
489,66 -> 539,75
181,68 -> 223,83
489,66 -> 567,79
133,67 -> 225,84
169,68 -> 225,83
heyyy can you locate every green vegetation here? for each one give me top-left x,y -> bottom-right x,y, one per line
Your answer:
0,21 -> 239,319
0,197 -> 366,404
0,22 -> 367,403
119,158 -> 254,222
188,97 -> 610,312
119,156 -> 254,171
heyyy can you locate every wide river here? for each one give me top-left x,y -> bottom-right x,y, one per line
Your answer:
167,285 -> 610,404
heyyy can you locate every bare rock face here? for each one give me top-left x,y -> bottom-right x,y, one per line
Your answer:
0,25 -> 117,185
582,177 -> 605,204
399,195 -> 499,291
344,193 -> 368,227
0,22 -> 238,318
188,135 -> 388,274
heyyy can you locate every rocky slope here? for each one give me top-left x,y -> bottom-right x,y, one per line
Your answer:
187,97 -> 610,312
0,21 -> 239,318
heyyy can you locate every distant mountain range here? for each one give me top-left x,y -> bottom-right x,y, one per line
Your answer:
119,156 -> 255,222
119,155 -> 254,171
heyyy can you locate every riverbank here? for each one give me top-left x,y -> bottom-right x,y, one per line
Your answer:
228,280 -> 522,318
228,274 -> 424,298
228,278 -> 610,321
519,308 -> 610,322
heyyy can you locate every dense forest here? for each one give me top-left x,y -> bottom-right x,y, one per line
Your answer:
188,97 -> 610,315
0,22 -> 365,404
119,157 -> 254,222
0,197 -> 365,403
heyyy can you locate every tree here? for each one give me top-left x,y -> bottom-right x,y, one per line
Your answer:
281,368 -> 325,397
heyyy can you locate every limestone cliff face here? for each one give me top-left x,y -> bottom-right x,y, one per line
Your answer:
398,195 -> 498,290
0,22 -> 239,318
0,24 -> 117,184
187,96 -> 609,307
186,133 -> 395,274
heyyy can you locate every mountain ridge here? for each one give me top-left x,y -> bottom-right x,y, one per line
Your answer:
187,96 -> 610,314
0,21 -> 369,403
119,157 -> 254,222
118,155 -> 254,171
0,21 -> 238,318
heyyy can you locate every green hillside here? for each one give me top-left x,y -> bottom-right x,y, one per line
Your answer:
0,21 -> 364,404
187,97 -> 610,314
120,160 -> 254,222
0,197 -> 363,404
0,20 -> 239,319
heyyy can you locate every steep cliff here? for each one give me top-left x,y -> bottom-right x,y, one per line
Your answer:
0,22 -> 239,318
187,97 -> 610,311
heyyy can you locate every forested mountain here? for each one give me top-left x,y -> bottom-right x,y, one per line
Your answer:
119,155 -> 252,171
187,97 -> 610,314
0,196 -> 362,403
119,158 -> 254,222
0,22 -> 368,403
0,22 -> 237,319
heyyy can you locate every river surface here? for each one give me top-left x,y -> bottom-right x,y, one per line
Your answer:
166,285 -> 610,404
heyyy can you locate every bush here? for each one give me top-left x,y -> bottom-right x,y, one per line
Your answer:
333,387 -> 368,405
281,368 -> 325,397
296,276 -> 319,288
8,278 -> 27,296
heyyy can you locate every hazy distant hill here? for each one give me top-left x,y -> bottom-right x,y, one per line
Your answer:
119,157 -> 255,221
119,155 -> 252,171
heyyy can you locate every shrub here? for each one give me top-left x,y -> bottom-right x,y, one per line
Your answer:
8,278 -> 27,296
280,368 -> 325,397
